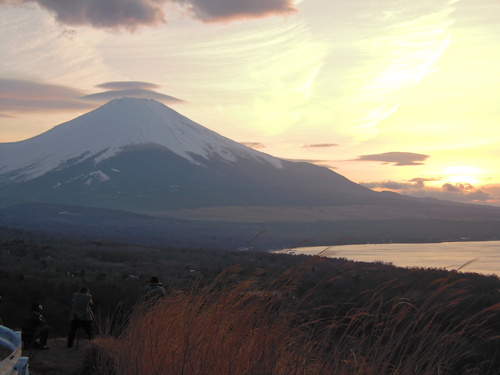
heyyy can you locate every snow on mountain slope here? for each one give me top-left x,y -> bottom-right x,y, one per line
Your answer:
0,98 -> 282,183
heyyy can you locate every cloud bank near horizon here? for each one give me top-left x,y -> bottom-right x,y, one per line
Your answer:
1,0 -> 297,30
362,179 -> 499,206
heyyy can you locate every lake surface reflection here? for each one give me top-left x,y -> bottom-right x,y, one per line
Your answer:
275,241 -> 500,276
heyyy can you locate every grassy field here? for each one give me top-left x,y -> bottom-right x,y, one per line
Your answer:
85,262 -> 500,374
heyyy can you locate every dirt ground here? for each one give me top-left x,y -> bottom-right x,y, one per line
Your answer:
21,337 -> 90,375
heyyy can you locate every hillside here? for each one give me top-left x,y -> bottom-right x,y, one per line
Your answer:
1,235 -> 498,375
0,232 -> 500,375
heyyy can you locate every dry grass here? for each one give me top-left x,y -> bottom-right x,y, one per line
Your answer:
83,262 -> 500,375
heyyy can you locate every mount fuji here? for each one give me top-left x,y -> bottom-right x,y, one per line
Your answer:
1,98 -> 499,248
0,98 -> 379,211
0,98 -> 283,184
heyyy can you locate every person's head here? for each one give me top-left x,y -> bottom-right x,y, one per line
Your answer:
150,276 -> 159,284
80,286 -> 89,294
31,303 -> 42,312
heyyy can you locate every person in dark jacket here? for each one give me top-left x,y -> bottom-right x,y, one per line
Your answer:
22,303 -> 50,349
67,286 -> 94,348
143,276 -> 166,302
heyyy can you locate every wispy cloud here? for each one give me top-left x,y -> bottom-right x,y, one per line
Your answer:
0,78 -> 91,113
362,180 -> 424,191
1,0 -> 297,30
353,152 -> 429,166
0,79 -> 84,101
283,158 -> 337,169
301,143 -> 338,148
241,142 -> 266,149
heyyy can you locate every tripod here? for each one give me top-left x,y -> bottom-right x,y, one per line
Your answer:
73,310 -> 102,350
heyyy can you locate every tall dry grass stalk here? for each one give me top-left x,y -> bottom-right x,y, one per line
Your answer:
84,263 -> 499,375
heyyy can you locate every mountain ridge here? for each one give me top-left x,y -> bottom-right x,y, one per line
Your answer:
1,202 -> 499,249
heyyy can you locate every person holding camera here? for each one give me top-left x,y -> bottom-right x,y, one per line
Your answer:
67,286 -> 94,348
21,302 -> 50,349
143,275 -> 166,303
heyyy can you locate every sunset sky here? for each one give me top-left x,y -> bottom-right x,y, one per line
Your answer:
1,0 -> 499,206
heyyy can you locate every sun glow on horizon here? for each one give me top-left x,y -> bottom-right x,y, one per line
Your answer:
442,166 -> 482,185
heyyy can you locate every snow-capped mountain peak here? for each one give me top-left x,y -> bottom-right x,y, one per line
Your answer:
0,98 -> 282,183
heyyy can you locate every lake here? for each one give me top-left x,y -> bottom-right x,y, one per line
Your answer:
274,241 -> 500,276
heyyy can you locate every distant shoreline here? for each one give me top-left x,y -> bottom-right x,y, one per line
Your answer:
274,240 -> 500,276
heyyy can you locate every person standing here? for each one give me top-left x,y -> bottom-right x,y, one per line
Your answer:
67,286 -> 94,348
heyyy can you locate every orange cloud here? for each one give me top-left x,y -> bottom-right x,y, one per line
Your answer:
353,152 -> 429,166
301,143 -> 339,148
